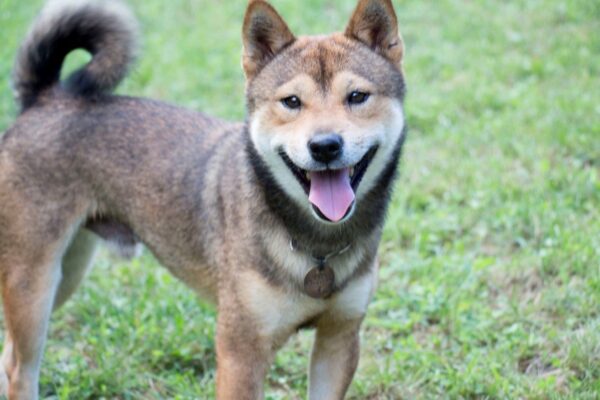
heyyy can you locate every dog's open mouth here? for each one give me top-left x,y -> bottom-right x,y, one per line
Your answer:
279,146 -> 378,223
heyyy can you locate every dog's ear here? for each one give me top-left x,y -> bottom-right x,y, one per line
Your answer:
242,0 -> 295,79
345,0 -> 404,68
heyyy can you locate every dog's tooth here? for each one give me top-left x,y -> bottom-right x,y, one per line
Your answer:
306,172 -> 311,181
350,167 -> 355,177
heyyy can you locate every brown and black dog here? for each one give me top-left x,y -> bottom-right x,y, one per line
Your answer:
0,0 -> 406,398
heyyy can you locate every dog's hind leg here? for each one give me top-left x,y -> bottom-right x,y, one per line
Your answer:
0,247 -> 63,399
0,207 -> 86,399
53,229 -> 99,310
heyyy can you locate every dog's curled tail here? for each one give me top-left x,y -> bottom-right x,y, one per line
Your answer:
12,0 -> 138,111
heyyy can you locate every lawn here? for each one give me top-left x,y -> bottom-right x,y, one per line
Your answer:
1,0 -> 599,398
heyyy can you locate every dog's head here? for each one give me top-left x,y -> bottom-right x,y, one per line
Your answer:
244,0 -> 405,224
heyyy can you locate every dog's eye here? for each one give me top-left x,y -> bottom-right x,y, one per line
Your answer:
281,95 -> 302,110
347,91 -> 370,106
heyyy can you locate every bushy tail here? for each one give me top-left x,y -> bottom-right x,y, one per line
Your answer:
12,0 -> 138,111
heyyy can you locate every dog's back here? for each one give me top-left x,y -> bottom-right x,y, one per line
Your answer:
0,0 -> 243,290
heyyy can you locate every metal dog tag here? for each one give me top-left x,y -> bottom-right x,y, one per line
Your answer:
304,264 -> 335,299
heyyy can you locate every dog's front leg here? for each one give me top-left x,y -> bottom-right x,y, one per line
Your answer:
215,299 -> 272,400
308,318 -> 363,400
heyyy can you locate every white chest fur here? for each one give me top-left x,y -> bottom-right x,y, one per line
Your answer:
263,229 -> 370,287
239,265 -> 377,343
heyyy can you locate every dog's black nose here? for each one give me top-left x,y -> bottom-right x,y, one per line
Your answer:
308,134 -> 343,163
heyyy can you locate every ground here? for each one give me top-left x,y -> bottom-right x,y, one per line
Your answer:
0,0 -> 599,398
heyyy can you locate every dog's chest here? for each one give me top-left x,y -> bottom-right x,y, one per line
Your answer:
239,267 -> 376,342
264,231 -> 370,288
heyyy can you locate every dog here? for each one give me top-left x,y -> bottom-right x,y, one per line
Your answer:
0,0 -> 406,398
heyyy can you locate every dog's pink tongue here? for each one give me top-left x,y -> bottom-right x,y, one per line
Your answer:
309,169 -> 355,222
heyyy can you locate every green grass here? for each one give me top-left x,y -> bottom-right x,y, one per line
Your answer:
1,0 -> 599,398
